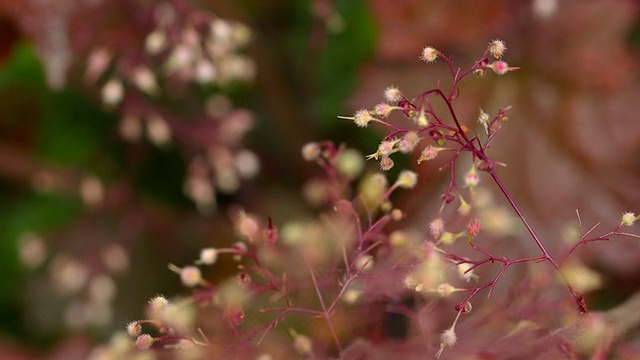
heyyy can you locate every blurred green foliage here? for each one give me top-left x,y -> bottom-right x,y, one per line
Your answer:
0,42 -> 85,339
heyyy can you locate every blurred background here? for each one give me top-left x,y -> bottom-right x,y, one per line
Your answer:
0,0 -> 639,358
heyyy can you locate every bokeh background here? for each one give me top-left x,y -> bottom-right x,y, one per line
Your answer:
0,0 -> 639,358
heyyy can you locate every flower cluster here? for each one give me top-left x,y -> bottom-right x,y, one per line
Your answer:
118,40 -> 640,359
339,40 -> 638,358
86,1 -> 258,211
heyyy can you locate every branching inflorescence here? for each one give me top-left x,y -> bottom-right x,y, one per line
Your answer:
341,39 -> 640,357
122,40 -> 640,359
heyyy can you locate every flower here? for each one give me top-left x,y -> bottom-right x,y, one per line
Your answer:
378,139 -> 399,156
457,196 -> 472,216
457,263 -> 477,282
337,149 -> 365,179
379,155 -> 394,171
418,146 -> 441,163
126,321 -> 141,337
199,248 -> 218,265
180,266 -> 202,287
420,46 -> 438,62
354,255 -> 374,272
466,218 -> 482,239
478,108 -> 490,133
354,109 -> 372,127
487,60 -> 519,75
384,86 -> 402,102
488,39 -> 507,59
293,334 -> 313,355
396,170 -> 418,189
415,108 -> 429,126
145,31 -> 166,55
301,142 -> 321,161
464,165 -> 480,187
429,218 -> 445,239
374,102 -> 394,117
436,283 -> 458,297
101,79 -> 124,107
621,212 -> 637,226
135,334 -> 155,349
398,131 -> 420,153
435,328 -> 457,358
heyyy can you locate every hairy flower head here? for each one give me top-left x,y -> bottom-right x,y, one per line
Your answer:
488,39 -> 507,59
420,46 -> 438,63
